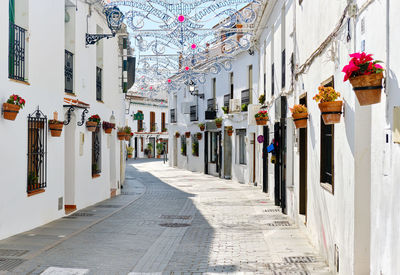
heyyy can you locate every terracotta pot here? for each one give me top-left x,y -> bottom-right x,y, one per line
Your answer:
117,132 -> 125,141
196,133 -> 202,140
127,154 -> 132,159
350,72 -> 383,106
318,101 -> 343,125
175,133 -> 180,138
3,103 -> 20,121
185,132 -> 190,138
292,113 -> 308,129
227,129 -> 234,136
157,155 -> 161,159
86,121 -> 98,132
200,126 -> 205,131
49,122 -> 64,137
125,134 -> 130,141
216,122 -> 222,128
104,128 -> 112,134
255,117 -> 267,125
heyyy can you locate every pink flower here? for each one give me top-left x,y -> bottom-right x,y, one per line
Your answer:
374,64 -> 383,69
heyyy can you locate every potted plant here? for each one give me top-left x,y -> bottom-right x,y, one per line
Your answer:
127,147 -> 134,158
49,120 -> 64,137
156,143 -> 163,158
117,127 -> 125,141
198,123 -> 205,131
138,127 -> 144,132
147,143 -> 153,158
144,148 -> 149,156
226,126 -> 234,136
102,122 -> 115,134
3,94 -> 25,120
175,131 -> 180,138
185,131 -> 191,138
192,142 -> 199,157
222,106 -> 229,114
343,52 -> 384,106
87,114 -> 100,132
290,104 -> 308,129
92,163 -> 99,177
215,117 -> 223,128
313,86 -> 342,125
255,110 -> 269,125
151,125 -> 156,132
162,127 -> 168,132
124,126 -> 132,141
196,132 -> 202,140
258,94 -> 265,104
241,103 -> 248,112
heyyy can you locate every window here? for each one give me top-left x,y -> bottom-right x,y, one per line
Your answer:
212,78 -> 216,99
192,135 -> 199,157
210,132 -> 217,163
190,105 -> 197,121
27,110 -> 47,193
137,110 -> 143,131
96,67 -> 102,101
271,63 -> 275,96
65,50 -> 74,93
92,126 -> 101,176
181,136 -> 187,156
140,137 -> 143,152
161,112 -> 166,130
282,49 -> 286,88
150,111 -> 156,131
320,77 -> 335,189
224,94 -> 230,108
241,89 -> 250,106
236,129 -> 246,165
96,25 -> 103,101
230,72 -> 234,99
248,65 -> 253,103
170,109 -> 176,123
263,73 -> 266,96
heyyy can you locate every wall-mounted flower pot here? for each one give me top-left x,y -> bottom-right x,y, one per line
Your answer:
199,125 -> 205,131
2,103 -> 20,121
255,117 -> 267,125
175,133 -> 180,138
318,101 -> 343,125
196,133 -> 202,140
127,154 -> 132,159
185,132 -> 190,138
350,72 -> 383,106
292,113 -> 308,129
49,121 -> 64,137
125,134 -> 130,141
104,128 -> 112,134
117,132 -> 125,141
86,121 -> 98,132
227,129 -> 234,136
215,122 -> 222,128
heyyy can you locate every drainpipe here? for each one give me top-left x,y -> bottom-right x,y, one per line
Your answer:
290,0 -> 297,190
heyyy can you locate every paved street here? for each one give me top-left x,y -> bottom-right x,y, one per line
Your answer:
0,159 -> 330,275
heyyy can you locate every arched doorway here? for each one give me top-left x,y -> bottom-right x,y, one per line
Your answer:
64,112 -> 76,213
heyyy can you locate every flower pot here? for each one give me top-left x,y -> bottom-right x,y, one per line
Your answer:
216,122 -> 222,128
175,133 -> 180,138
185,132 -> 190,138
292,113 -> 308,129
125,134 -> 130,141
196,133 -> 202,140
157,155 -> 161,159
86,121 -> 98,132
2,103 -> 20,121
318,101 -> 343,125
104,128 -> 112,134
49,122 -> 64,137
255,117 -> 267,125
350,72 -> 383,106
117,132 -> 125,141
127,154 -> 132,159
200,126 -> 205,131
227,130 -> 234,136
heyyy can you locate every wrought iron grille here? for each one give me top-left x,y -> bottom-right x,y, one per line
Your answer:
224,94 -> 230,108
96,67 -> 102,101
282,49 -> 286,89
190,105 -> 197,121
241,89 -> 250,106
92,126 -> 101,175
9,22 -> 26,81
170,109 -> 176,123
65,50 -> 74,93
27,109 -> 47,193
207,98 -> 216,111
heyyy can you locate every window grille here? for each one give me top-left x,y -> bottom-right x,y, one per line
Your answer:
241,89 -> 250,106
65,50 -> 74,93
190,105 -> 198,121
96,67 -> 102,101
92,126 -> 101,175
9,22 -> 26,81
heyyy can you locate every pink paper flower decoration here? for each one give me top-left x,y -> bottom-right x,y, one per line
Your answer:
178,15 -> 185,22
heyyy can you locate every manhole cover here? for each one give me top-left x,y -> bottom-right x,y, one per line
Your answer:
284,256 -> 316,263
0,258 -> 25,271
71,212 -> 94,217
160,215 -> 192,220
95,205 -> 123,208
0,249 -> 28,257
159,223 -> 191,228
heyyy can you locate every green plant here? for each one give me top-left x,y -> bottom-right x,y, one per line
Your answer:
156,143 -> 163,155
215,117 -> 223,124
117,127 -> 125,132
92,163 -> 98,174
241,104 -> 248,112
27,171 -> 38,185
258,94 -> 265,104
226,126 -> 233,131
192,141 -> 199,156
124,126 -> 132,134
255,110 -> 269,119
222,106 -> 229,114
7,94 -> 25,109
162,127 -> 168,132
313,86 -> 341,103
343,52 -> 384,82
290,104 -> 308,114
147,143 -> 153,150
88,114 -> 101,124
198,123 -> 205,128
127,147 -> 134,154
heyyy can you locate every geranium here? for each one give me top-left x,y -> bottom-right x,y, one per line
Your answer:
290,104 -> 308,114
102,121 -> 115,129
342,52 -> 384,82
313,86 -> 341,103
255,110 -> 268,119
88,114 -> 101,124
7,94 -> 25,109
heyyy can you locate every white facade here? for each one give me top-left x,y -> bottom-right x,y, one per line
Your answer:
0,0 -> 127,240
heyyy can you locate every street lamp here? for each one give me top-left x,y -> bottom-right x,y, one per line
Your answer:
187,80 -> 204,99
86,6 -> 125,45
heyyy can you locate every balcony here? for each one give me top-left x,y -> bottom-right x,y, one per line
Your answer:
65,50 -> 73,94
190,105 -> 198,122
170,109 -> 177,123
8,22 -> 26,81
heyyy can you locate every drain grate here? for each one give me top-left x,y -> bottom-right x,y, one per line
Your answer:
0,249 -> 28,257
121,191 -> 141,195
266,221 -> 292,227
0,258 -> 25,271
95,205 -> 123,208
160,215 -> 192,220
62,216 -> 77,219
264,209 -> 281,213
284,256 -> 316,263
71,212 -> 94,217
159,223 -> 191,228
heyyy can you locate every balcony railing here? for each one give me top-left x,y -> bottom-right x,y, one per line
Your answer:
96,67 -> 102,101
190,105 -> 198,121
170,109 -> 177,123
65,50 -> 74,93
9,22 -> 26,81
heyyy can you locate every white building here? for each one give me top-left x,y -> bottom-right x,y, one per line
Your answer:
0,0 -> 129,240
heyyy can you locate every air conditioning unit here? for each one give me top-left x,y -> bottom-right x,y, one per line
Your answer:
229,99 -> 241,113
248,104 -> 261,126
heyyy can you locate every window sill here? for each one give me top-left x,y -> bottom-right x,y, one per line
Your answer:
320,182 -> 334,194
27,189 -> 45,197
96,100 -> 104,104
92,174 -> 101,179
65,92 -> 76,97
9,78 -> 30,86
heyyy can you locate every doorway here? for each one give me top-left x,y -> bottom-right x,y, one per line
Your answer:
262,126 -> 269,193
64,112 -> 76,212
299,95 -> 308,221
204,131 -> 209,174
224,128 -> 232,179
149,137 -> 155,158
217,131 -> 222,177
134,137 -> 138,159
173,136 -> 178,167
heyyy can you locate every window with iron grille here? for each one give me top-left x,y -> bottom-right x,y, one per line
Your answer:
241,89 -> 250,106
210,132 -> 217,163
224,94 -> 230,108
141,137 -> 144,151
27,109 -> 47,193
207,98 -> 216,111
192,134 -> 199,157
150,111 -> 156,131
264,73 -> 266,95
170,109 -> 176,123
282,49 -> 286,89
181,136 -> 187,156
65,50 -> 74,94
190,105 -> 198,121
236,129 -> 246,165
230,72 -> 234,99
96,67 -> 102,101
271,63 -> 275,96
9,21 -> 26,81
137,110 -> 143,131
92,126 -> 101,175
161,112 -> 166,130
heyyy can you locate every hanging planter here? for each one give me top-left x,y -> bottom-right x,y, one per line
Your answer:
87,114 -> 100,132
185,131 -> 191,138
290,105 -> 308,129
343,52 -> 385,106
175,132 -> 180,138
314,86 -> 342,125
226,126 -> 233,136
215,118 -> 222,128
127,147 -> 133,158
117,127 -> 125,141
255,110 -> 269,125
3,94 -> 25,121
199,123 -> 205,131
103,122 -> 115,134
49,120 -> 64,137
196,132 -> 202,140
124,126 -> 132,141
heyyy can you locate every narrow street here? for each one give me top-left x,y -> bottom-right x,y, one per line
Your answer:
0,159 -> 329,275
